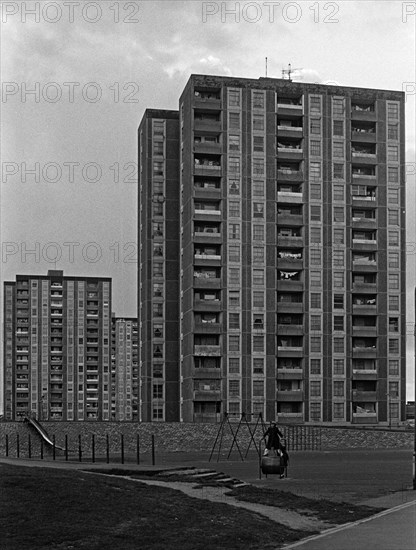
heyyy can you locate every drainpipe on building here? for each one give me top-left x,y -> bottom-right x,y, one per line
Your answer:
413,287 -> 416,490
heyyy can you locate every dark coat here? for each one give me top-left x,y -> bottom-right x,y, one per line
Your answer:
264,425 -> 283,449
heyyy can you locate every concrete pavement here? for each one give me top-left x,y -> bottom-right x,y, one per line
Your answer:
283,500 -> 416,550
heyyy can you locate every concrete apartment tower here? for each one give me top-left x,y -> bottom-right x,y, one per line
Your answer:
138,74 -> 406,425
3,271 -> 112,421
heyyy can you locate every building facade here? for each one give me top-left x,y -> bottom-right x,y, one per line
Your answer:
138,110 -> 181,422
111,316 -> 139,421
3,270 -> 112,421
138,74 -> 406,426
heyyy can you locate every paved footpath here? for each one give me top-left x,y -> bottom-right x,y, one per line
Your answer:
283,500 -> 416,550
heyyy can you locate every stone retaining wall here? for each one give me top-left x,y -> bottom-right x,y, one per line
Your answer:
0,421 -> 413,460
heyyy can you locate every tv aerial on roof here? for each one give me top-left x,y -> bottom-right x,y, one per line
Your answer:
281,64 -> 303,82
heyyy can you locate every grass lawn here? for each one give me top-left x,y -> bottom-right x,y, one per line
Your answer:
0,463 -> 307,550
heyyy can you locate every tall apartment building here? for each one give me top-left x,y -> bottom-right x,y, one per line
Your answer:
138,110 -> 181,422
139,74 -> 406,425
3,271 -> 112,421
111,316 -> 139,421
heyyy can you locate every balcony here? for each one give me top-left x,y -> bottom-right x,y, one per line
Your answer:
352,390 -> 377,401
277,324 -> 303,335
193,275 -> 221,288
194,345 -> 221,356
352,282 -> 377,293
194,163 -> 222,177
194,300 -> 222,312
277,368 -> 303,379
277,390 -> 304,401
277,169 -> 303,182
277,235 -> 303,247
194,231 -> 222,243
352,326 -> 377,336
277,147 -> 303,161
352,346 -> 377,358
193,412 -> 221,423
351,107 -> 376,121
194,208 -> 221,218
277,280 -> 303,292
277,254 -> 303,270
194,141 -> 221,154
352,369 -> 378,380
193,92 -> 221,110
194,321 -> 221,333
277,412 -> 303,422
277,302 -> 303,313
194,253 -> 221,262
352,412 -> 378,424
352,217 -> 376,229
194,117 -> 221,132
277,191 -> 303,204
277,101 -> 303,113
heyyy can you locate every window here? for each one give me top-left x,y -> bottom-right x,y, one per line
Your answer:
228,402 -> 240,416
252,380 -> 264,398
333,120 -> 344,136
252,180 -> 264,197
310,359 -> 321,374
310,141 -> 321,156
153,121 -> 164,136
388,209 -> 399,225
333,272 -> 344,288
153,141 -> 163,156
310,315 -> 321,332
333,163 -> 344,179
253,291 -> 264,308
252,158 -> 264,175
389,252 -> 399,269
253,269 -> 264,285
333,381 -> 344,397
229,380 -> 240,397
333,185 -> 344,201
388,230 -> 399,246
229,224 -> 240,240
152,303 -> 163,318
333,250 -> 344,267
253,314 -> 264,330
228,90 -> 240,106
388,274 -> 399,290
310,402 -> 321,420
334,294 -> 344,309
387,103 -> 399,120
388,124 -> 398,140
228,245 -> 240,262
310,205 -> 321,221
310,184 -> 321,200
252,114 -> 264,131
253,358 -> 264,374
310,248 -> 322,265
310,336 -> 321,353
333,207 -> 344,222
229,201 -> 240,217
253,136 -> 264,152
388,166 -> 399,183
310,96 -> 321,114
332,98 -> 345,116
229,135 -> 240,151
252,91 -> 265,109
253,224 -> 265,240
388,339 -> 399,354
153,282 -> 163,298
153,324 -> 163,338
334,316 -> 344,331
153,262 -> 163,277
333,336 -> 344,353
389,295 -> 399,311
388,188 -> 399,205
253,202 -> 264,218
333,403 -> 344,419
229,313 -> 240,330
152,406 -> 163,420
310,293 -> 321,309
253,246 -> 265,263
228,178 -> 240,195
153,161 -> 164,176
229,290 -> 240,307
229,267 -> 240,285
228,157 -> 240,174
310,271 -> 321,287
389,381 -> 399,398
310,381 -> 321,397
153,383 -> 163,399
389,317 -> 399,333
333,359 -> 344,375
310,227 -> 321,243
228,358 -> 240,374
309,162 -> 321,182
229,112 -> 240,129
253,335 -> 264,352
229,335 -> 240,352
387,145 -> 398,161
333,142 -> 344,158
390,403 -> 399,419
310,119 -> 321,135
389,359 -> 399,375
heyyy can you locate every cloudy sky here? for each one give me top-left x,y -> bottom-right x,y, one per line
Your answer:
1,0 -> 415,397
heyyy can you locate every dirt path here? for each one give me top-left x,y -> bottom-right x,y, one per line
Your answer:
120,476 -> 331,532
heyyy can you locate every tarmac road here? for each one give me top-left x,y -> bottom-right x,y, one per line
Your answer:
283,500 -> 416,550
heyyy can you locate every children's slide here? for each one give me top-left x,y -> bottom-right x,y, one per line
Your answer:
25,415 -> 65,451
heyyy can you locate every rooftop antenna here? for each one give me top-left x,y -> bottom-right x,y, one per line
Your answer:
265,57 -> 268,77
281,63 -> 303,82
